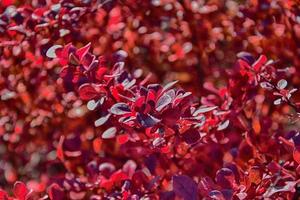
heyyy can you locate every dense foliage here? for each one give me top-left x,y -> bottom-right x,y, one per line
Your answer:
1,0 -> 300,199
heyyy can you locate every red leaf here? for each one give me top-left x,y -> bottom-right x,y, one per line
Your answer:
252,55 -> 267,71
57,43 -> 72,66
59,66 -> 69,78
47,183 -> 65,200
237,59 -> 250,76
0,189 -> 8,199
13,181 -> 28,200
78,84 -> 99,100
110,170 -> 129,183
95,67 -> 107,81
293,147 -> 300,164
57,136 -> 65,161
117,134 -> 129,144
76,42 -> 91,61
100,179 -> 114,191
93,138 -> 102,153
2,0 -> 14,6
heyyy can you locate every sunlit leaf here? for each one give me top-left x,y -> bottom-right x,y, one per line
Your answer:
46,45 -> 62,58
277,79 -> 287,90
94,114 -> 111,127
217,120 -> 230,131
102,127 -> 117,139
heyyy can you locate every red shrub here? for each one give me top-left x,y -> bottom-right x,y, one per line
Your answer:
1,0 -> 300,199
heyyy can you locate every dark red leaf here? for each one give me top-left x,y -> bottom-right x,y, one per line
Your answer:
47,183 -> 65,200
78,84 -> 99,100
182,128 -> 200,144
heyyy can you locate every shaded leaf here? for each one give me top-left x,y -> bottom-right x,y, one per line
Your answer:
182,128 -> 200,144
173,175 -> 198,200
47,183 -> 65,200
215,168 -> 236,189
137,113 -> 161,127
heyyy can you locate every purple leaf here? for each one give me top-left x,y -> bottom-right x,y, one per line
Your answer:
160,191 -> 176,200
110,103 -> 131,115
137,113 -> 161,127
215,168 -> 236,189
199,177 -> 216,196
237,51 -> 255,64
209,190 -> 225,200
173,175 -> 198,200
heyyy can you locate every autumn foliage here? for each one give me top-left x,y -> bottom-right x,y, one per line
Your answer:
1,0 -> 300,199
